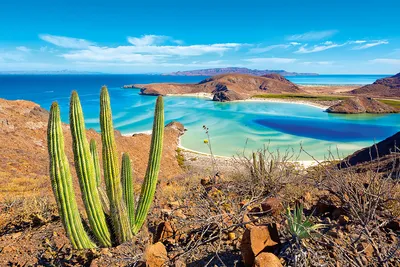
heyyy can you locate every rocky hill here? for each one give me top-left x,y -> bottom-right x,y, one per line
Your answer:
350,73 -> 400,98
338,131 -> 399,177
164,67 -> 318,76
0,98 -> 184,201
132,73 -> 304,101
326,96 -> 398,114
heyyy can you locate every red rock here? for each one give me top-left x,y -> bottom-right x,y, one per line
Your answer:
145,242 -> 169,267
253,252 -> 283,267
261,198 -> 283,216
240,224 -> 280,266
155,221 -> 175,242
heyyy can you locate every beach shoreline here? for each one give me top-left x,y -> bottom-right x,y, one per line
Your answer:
165,92 -> 331,109
122,130 -> 319,168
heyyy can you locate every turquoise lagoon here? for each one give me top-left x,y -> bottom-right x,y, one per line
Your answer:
0,74 -> 399,160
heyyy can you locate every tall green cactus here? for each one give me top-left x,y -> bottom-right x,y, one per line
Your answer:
121,153 -> 135,229
100,86 -> 132,244
47,102 -> 96,249
47,86 -> 164,249
70,91 -> 112,247
133,95 -> 164,234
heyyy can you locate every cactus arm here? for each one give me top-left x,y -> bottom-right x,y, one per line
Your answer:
90,139 -> 110,215
100,86 -> 132,243
90,139 -> 102,187
121,153 -> 135,229
133,96 -> 164,234
252,152 -> 257,176
47,102 -> 96,249
70,91 -> 112,247
258,152 -> 265,177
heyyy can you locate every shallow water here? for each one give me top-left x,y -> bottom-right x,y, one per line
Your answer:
0,74 -> 398,160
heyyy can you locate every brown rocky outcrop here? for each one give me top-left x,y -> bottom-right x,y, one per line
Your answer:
132,73 -> 303,102
212,90 -> 244,102
338,131 -> 400,177
350,73 -> 400,98
0,98 -> 183,202
326,96 -> 398,114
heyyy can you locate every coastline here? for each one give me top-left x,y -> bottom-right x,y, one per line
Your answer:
241,98 -> 329,109
165,92 -> 213,99
178,144 -> 319,168
165,92 -> 330,109
122,130 -> 319,168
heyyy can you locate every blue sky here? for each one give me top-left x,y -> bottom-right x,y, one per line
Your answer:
0,0 -> 399,74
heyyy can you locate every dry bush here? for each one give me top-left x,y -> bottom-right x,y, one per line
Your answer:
0,196 -> 57,234
233,145 -> 305,201
300,147 -> 400,266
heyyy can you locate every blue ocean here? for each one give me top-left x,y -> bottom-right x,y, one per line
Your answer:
0,74 -> 399,160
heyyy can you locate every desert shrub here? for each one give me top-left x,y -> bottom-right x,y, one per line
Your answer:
0,196 -> 57,234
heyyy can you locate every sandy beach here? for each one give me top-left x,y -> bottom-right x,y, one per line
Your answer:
165,91 -> 332,109
178,145 -> 319,171
242,98 -> 329,109
165,92 -> 214,99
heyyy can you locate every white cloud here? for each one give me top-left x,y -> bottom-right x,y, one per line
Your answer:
349,40 -> 367,44
39,46 -> 58,53
39,34 -> 94,49
369,58 -> 400,65
60,36 -> 243,63
287,30 -> 338,41
245,57 -> 297,64
302,61 -> 334,65
62,47 -> 167,63
16,46 -> 31,53
352,40 -> 388,50
127,35 -> 169,46
248,42 -> 301,54
295,42 -> 344,54
0,52 -> 24,62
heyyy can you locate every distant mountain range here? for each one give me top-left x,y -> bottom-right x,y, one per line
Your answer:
164,67 -> 318,77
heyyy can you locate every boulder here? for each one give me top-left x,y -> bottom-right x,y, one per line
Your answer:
240,224 -> 280,266
212,90 -> 244,102
253,252 -> 283,267
260,198 -> 283,216
145,242 -> 169,267
155,221 -> 175,243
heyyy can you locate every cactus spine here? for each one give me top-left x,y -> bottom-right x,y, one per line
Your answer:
47,102 -> 96,249
133,96 -> 164,234
121,153 -> 135,229
48,87 -> 164,249
100,86 -> 132,243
